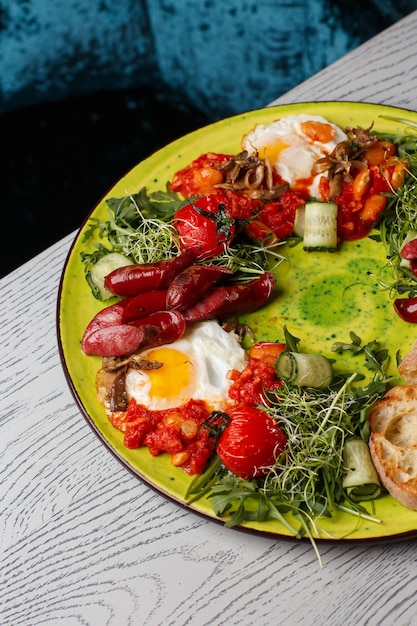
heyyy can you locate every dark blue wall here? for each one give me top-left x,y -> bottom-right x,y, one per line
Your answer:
0,0 -> 416,117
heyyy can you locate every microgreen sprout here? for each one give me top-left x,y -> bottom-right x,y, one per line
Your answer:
370,121 -> 417,297
80,185 -> 287,292
82,189 -> 182,267
186,331 -> 393,562
207,240 -> 287,281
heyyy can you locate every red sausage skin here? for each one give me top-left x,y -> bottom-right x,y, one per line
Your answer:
121,290 -> 168,322
82,324 -> 145,356
182,272 -> 275,322
166,265 -> 233,311
104,250 -> 195,297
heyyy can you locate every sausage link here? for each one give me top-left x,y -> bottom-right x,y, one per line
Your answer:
166,265 -> 233,311
104,249 -> 195,297
182,272 -> 275,322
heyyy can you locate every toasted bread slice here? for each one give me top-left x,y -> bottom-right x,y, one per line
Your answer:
368,385 -> 417,510
398,339 -> 417,384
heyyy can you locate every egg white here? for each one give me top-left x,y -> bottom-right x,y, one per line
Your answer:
242,114 -> 347,198
124,320 -> 248,411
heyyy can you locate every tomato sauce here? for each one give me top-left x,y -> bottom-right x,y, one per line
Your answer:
228,359 -> 282,406
168,148 -> 398,246
109,398 -> 214,475
169,152 -> 233,197
259,191 -> 307,240
108,358 -> 284,474
336,166 -> 391,241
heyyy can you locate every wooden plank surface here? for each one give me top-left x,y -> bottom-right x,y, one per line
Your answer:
2,11 -> 417,626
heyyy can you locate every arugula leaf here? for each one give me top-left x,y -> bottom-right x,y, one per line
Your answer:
331,330 -> 362,354
331,333 -> 390,376
105,185 -> 186,225
283,325 -> 301,353
187,331 -> 393,553
80,243 -> 112,268
80,186 -> 183,276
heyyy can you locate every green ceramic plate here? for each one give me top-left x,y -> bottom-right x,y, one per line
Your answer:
58,101 -> 417,542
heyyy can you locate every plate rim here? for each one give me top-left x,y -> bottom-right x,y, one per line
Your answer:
57,100 -> 417,544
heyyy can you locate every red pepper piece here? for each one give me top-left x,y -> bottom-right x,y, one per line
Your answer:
166,265 -> 233,311
249,341 -> 286,366
243,220 -> 279,246
121,290 -> 168,323
182,272 -> 275,322
400,238 -> 417,260
104,249 -> 195,297
393,297 -> 417,323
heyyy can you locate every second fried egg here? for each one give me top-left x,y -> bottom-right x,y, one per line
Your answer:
242,114 -> 347,198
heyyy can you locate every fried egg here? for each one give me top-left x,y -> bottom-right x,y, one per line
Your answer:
242,114 -> 347,198
124,320 -> 247,411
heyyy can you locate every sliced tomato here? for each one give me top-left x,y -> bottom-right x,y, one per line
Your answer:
216,405 -> 287,479
174,194 -> 236,260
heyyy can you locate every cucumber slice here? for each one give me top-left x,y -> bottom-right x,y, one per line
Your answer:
293,205 -> 305,237
89,252 -> 134,300
276,351 -> 333,388
303,201 -> 338,251
342,438 -> 381,501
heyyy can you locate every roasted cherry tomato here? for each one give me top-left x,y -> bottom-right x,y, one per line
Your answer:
216,405 -> 287,479
174,195 -> 236,260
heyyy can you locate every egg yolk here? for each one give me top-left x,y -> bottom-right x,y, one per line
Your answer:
258,138 -> 290,164
300,120 -> 335,143
145,347 -> 194,400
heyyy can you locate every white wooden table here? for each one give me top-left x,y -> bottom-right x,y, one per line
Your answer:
2,11 -> 417,626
